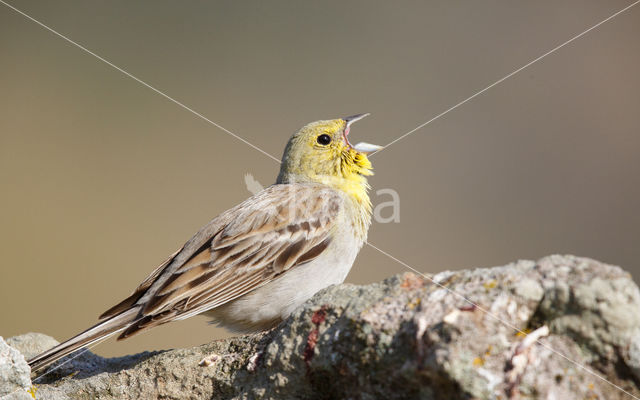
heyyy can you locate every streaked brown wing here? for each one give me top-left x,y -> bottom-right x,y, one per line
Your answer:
106,183 -> 342,339
99,247 -> 183,320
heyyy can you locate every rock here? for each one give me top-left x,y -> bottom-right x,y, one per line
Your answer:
6,333 -> 60,361
8,255 -> 640,399
0,336 -> 33,400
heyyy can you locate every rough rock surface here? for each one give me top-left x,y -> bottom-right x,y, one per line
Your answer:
0,337 -> 33,399
4,255 -> 640,399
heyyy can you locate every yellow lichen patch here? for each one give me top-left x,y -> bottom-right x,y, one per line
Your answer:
485,345 -> 493,357
483,280 -> 497,290
407,297 -> 421,310
28,386 -> 37,399
472,346 -> 493,368
516,328 -> 532,338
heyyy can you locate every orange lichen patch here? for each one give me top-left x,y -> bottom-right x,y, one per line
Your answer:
483,280 -> 498,290
400,273 -> 425,290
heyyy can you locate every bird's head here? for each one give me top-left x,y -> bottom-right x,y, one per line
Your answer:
277,114 -> 382,202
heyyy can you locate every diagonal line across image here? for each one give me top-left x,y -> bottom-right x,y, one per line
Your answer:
0,0 -> 281,164
2,1 -> 638,397
371,0 -> 640,157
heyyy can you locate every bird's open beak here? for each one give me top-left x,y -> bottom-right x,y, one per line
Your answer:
341,113 -> 384,155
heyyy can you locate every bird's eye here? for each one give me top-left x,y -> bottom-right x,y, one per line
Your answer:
317,134 -> 331,145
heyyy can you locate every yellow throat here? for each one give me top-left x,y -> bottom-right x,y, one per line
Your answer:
276,115 -> 380,233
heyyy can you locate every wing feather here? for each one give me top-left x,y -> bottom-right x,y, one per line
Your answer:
98,247 -> 183,320
104,183 -> 343,339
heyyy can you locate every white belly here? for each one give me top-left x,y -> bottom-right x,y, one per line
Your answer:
206,233 -> 362,332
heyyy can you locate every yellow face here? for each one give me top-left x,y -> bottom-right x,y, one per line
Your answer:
276,118 -> 374,198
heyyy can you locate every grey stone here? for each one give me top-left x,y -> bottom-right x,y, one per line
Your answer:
8,255 -> 640,399
6,333 -> 59,361
0,337 -> 33,400
513,278 -> 544,302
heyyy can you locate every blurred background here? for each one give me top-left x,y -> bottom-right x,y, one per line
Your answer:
1,0 -> 639,357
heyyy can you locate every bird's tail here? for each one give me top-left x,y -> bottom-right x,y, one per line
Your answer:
28,308 -> 139,373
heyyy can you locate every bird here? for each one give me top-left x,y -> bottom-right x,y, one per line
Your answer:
28,113 -> 383,372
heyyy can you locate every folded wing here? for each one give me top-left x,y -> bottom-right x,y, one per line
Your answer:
115,183 -> 342,338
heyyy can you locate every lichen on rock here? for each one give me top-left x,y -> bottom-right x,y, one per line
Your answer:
3,255 -> 640,399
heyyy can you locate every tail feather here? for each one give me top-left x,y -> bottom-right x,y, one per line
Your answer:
28,308 -> 139,373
